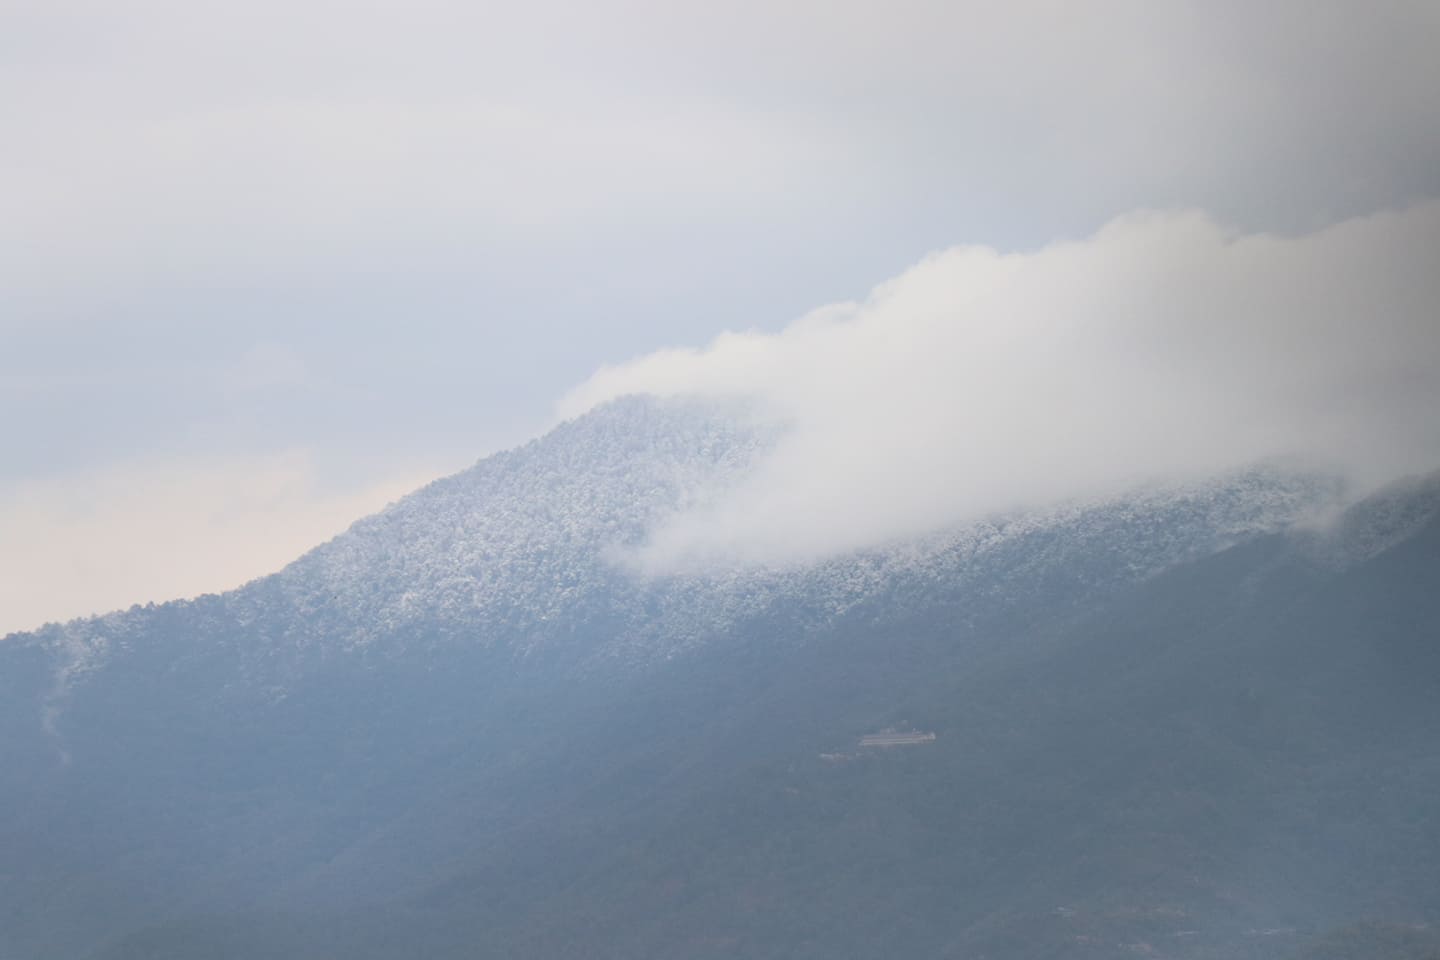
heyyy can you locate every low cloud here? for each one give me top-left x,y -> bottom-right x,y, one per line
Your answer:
0,453 -> 439,635
563,203 -> 1440,571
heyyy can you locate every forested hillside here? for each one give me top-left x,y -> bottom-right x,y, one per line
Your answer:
2,400 -> 1437,960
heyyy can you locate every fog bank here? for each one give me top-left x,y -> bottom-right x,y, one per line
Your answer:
563,203 -> 1440,570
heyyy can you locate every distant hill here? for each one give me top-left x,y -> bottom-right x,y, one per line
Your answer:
2,396 -> 1437,960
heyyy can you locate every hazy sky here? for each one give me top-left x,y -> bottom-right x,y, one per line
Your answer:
3,0 -> 1439,632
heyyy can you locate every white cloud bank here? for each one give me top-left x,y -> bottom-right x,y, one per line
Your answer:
0,454 -> 438,636
563,203 -> 1440,571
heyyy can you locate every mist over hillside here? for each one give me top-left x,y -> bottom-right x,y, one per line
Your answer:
563,204 -> 1440,572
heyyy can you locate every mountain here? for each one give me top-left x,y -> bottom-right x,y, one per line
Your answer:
2,396 -> 1438,960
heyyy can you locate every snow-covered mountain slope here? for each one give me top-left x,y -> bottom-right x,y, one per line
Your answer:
9,394 -> 1365,709
9,397 -> 763,682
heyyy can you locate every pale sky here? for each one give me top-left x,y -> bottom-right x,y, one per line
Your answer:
3,0 -> 1439,633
